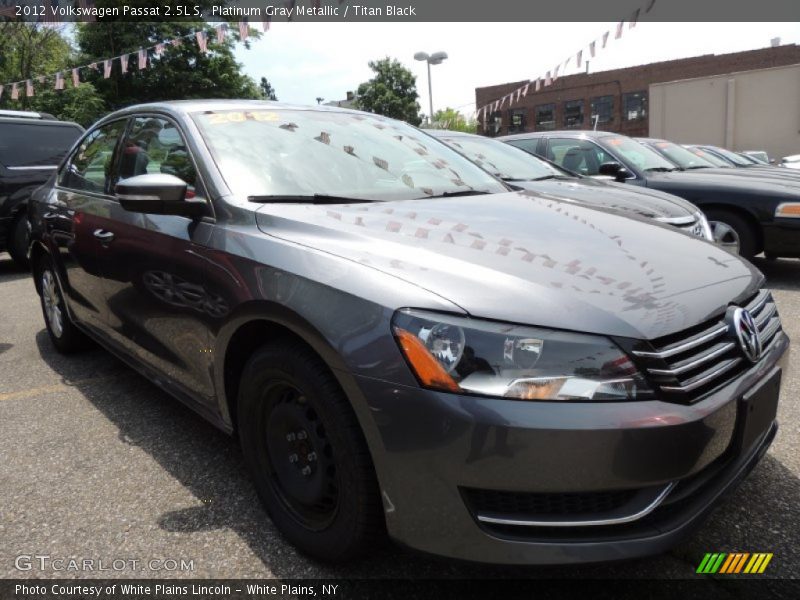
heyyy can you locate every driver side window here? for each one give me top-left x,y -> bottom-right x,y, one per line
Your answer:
59,120 -> 127,195
120,117 -> 204,200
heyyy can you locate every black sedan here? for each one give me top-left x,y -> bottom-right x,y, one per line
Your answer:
501,130 -> 800,259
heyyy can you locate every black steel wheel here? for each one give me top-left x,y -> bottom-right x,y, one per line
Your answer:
238,339 -> 384,561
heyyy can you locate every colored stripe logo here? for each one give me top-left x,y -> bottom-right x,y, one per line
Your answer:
697,552 -> 773,574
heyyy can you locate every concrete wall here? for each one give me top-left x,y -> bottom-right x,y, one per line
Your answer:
649,63 -> 800,160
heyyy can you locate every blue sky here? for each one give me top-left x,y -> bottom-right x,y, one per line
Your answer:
234,22 -> 800,117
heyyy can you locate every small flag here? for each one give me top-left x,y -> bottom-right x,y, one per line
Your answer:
263,19 -> 271,31
645,0 -> 657,13
195,31 -> 208,53
72,68 -> 80,87
238,20 -> 249,41
630,8 -> 640,27
103,59 -> 112,78
38,75 -> 45,84
26,80 -> 34,97
138,48 -> 147,69
602,31 -> 610,48
154,43 -> 164,56
576,50 -> 583,68
89,62 -> 98,71
11,83 -> 19,100
544,71 -> 552,86
535,78 -> 541,91
120,54 -> 128,74
522,83 -> 529,97
553,65 -> 560,81
55,72 -> 64,90
216,24 -> 226,44
589,40 -> 596,57
615,21 -> 624,39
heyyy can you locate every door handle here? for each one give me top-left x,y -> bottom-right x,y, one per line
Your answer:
93,229 -> 115,243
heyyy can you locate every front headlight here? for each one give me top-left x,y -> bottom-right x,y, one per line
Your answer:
392,310 -> 654,401
696,212 -> 714,241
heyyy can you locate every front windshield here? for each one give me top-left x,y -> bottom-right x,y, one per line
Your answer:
650,141 -> 715,169
439,135 -> 563,181
707,146 -> 752,166
600,136 -> 677,172
688,146 -> 731,167
192,109 -> 507,200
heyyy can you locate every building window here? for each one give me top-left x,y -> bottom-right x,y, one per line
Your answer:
564,100 -> 584,128
508,109 -> 526,134
623,91 -> 647,121
488,111 -> 502,136
534,104 -> 556,131
591,95 -> 614,125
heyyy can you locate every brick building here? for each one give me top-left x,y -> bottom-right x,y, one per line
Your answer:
475,44 -> 800,137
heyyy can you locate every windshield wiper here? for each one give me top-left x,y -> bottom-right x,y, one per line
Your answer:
247,194 -> 377,204
685,165 -> 711,170
644,167 -> 679,173
420,189 -> 492,199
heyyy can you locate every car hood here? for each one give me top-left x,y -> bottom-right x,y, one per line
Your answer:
646,169 -> 800,194
255,191 -> 761,340
682,166 -> 800,182
508,177 -> 698,220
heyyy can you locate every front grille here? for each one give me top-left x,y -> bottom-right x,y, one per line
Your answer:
633,289 -> 782,403
462,487 -> 637,518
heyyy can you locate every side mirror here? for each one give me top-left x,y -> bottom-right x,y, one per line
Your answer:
115,174 -> 206,218
598,161 -> 632,183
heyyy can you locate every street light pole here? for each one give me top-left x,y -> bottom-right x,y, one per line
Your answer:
414,51 -> 448,126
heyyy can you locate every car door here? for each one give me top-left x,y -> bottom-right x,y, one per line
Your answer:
96,114 -> 217,404
48,119 -> 128,332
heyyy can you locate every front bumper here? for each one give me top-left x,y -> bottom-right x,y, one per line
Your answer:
352,331 -> 789,564
763,217 -> 800,258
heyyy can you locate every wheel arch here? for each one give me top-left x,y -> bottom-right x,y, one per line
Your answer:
215,302 -> 353,435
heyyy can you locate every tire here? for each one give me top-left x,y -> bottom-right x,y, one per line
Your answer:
36,256 -> 89,354
7,214 -> 30,270
238,340 -> 384,562
705,209 -> 759,259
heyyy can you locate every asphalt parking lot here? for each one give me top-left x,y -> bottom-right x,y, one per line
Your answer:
0,251 -> 798,581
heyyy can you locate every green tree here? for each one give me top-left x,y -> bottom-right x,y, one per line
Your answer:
354,57 -> 421,125
74,11 -> 262,111
259,77 -> 278,101
428,107 -> 477,133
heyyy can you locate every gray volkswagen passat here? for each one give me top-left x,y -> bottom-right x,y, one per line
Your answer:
28,101 -> 789,565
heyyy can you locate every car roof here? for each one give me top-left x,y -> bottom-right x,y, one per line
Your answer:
0,109 -> 56,120
0,115 -> 83,129
108,99 -> 374,119
500,130 -> 619,141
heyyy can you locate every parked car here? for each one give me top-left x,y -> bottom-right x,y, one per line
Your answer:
742,151 -> 770,164
501,131 -> 800,259
29,101 -> 789,565
429,130 -> 713,241
0,110 -> 84,267
780,154 -> 800,170
640,138 -> 800,183
689,145 -> 792,177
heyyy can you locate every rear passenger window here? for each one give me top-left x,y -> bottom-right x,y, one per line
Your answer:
506,138 -> 540,157
0,122 -> 83,168
120,117 -> 203,199
60,120 -> 127,194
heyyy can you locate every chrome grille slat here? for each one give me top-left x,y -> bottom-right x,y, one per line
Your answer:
647,342 -> 736,377
632,324 -> 728,359
746,289 -> 770,315
660,358 -> 743,393
637,289 -> 782,402
755,302 -> 777,329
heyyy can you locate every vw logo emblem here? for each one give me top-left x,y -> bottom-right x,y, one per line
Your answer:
731,308 -> 763,363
